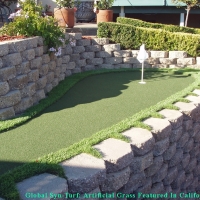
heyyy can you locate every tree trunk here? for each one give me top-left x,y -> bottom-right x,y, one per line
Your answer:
185,6 -> 190,27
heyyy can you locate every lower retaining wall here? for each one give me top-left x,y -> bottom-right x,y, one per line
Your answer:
15,91 -> 200,199
0,33 -> 200,199
0,32 -> 200,120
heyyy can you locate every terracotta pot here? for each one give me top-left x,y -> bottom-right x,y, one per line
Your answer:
96,10 -> 113,24
54,8 -> 75,28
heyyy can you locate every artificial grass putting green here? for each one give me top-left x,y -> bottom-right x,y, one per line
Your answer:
0,70 -> 195,176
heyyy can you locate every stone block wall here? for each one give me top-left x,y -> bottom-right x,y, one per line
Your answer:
0,33 -> 200,199
0,32 -> 200,120
15,90 -> 200,199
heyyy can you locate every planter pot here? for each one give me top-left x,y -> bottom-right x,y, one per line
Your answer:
54,8 -> 75,28
96,10 -> 113,23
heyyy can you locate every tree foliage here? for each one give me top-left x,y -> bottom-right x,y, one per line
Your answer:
172,0 -> 200,27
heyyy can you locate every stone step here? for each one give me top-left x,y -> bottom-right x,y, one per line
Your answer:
16,173 -> 67,200
60,153 -> 106,194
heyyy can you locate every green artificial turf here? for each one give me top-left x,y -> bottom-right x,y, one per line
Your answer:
0,70 -> 195,176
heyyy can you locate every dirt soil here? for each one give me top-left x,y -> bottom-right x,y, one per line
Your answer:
82,36 -> 97,39
0,35 -> 26,42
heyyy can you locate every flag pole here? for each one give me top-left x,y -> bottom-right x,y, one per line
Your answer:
139,61 -> 146,84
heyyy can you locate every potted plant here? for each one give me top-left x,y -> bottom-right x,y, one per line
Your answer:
44,4 -> 53,16
54,0 -> 78,28
94,0 -> 114,23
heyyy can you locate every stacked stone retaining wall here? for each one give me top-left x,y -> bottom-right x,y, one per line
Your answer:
0,32 -> 200,120
0,33 -> 200,199
13,90 -> 200,200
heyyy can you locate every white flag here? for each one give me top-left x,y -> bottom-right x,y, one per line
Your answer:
137,44 -> 149,63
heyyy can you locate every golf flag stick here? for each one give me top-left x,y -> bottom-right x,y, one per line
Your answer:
137,44 -> 149,84
139,61 -> 146,84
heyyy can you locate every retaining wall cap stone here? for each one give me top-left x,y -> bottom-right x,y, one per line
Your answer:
150,51 -> 168,58
91,38 -> 109,45
169,51 -> 187,58
192,89 -> 200,96
143,117 -> 171,141
60,153 -> 106,193
185,95 -> 200,106
102,44 -> 121,51
122,127 -> 155,156
16,173 -> 68,200
174,102 -> 197,119
159,109 -> 183,129
8,39 -> 27,53
93,138 -> 134,173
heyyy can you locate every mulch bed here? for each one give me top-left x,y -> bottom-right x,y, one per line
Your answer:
0,35 -> 26,42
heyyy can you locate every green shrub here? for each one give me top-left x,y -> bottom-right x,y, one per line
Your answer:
97,22 -> 200,57
0,0 -> 66,54
117,17 -> 200,35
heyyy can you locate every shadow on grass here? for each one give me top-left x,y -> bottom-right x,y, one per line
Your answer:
0,160 -> 65,199
38,70 -> 190,115
0,69 -> 195,179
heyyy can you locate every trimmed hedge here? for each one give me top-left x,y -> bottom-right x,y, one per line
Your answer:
97,22 -> 200,57
117,17 -> 200,35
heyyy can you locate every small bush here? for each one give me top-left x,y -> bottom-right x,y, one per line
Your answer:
117,17 -> 200,35
0,0 -> 66,54
97,22 -> 200,57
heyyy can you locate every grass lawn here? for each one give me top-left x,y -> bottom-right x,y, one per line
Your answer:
0,70 -> 195,176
